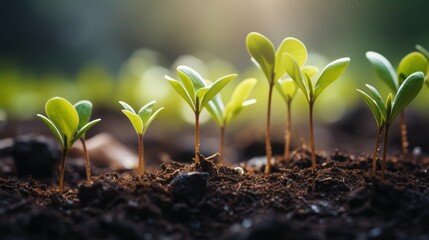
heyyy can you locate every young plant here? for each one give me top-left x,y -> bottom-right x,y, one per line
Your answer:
276,78 -> 297,161
356,72 -> 424,177
366,51 -> 428,155
205,78 -> 257,164
246,32 -> 307,174
119,101 -> 164,176
165,65 -> 237,163
283,53 -> 350,172
37,97 -> 100,193
74,100 -> 99,183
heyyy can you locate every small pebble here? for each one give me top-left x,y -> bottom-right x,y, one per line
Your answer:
234,167 -> 244,175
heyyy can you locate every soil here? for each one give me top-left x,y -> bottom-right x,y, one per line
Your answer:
1,142 -> 429,240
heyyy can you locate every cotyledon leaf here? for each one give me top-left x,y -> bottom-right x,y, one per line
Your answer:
246,32 -> 275,82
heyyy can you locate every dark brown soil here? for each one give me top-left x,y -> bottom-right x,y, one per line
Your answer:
1,147 -> 429,240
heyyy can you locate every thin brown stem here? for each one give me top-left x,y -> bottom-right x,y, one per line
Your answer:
381,124 -> 390,178
372,127 -> 383,176
219,126 -> 225,164
309,101 -> 316,172
265,83 -> 274,174
58,150 -> 67,194
137,134 -> 144,176
80,138 -> 91,183
284,100 -> 292,161
400,110 -> 408,155
195,112 -> 200,163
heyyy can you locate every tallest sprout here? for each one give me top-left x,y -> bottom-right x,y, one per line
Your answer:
246,32 -> 307,174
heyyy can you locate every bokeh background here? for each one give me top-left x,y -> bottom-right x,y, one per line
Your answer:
1,0 -> 429,163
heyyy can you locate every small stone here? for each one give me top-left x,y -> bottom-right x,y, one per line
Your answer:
234,167 -> 244,175
170,172 -> 209,205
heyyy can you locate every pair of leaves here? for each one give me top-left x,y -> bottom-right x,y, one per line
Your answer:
283,53 -> 350,103
246,32 -> 307,83
37,97 -> 101,150
366,51 -> 428,92
119,101 -> 164,135
357,72 -> 424,128
165,65 -> 237,118
207,78 -> 257,127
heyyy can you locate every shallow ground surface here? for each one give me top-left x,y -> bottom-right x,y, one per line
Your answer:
1,147 -> 429,240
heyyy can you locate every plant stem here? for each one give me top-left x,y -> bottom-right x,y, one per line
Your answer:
400,110 -> 408,155
284,100 -> 292,161
265,83 -> 274,174
372,127 -> 383,176
138,134 -> 144,176
219,125 -> 225,164
309,101 -> 316,172
58,150 -> 67,194
195,112 -> 200,163
381,124 -> 390,178
80,138 -> 91,183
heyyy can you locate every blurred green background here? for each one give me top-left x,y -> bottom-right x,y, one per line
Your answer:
1,0 -> 429,158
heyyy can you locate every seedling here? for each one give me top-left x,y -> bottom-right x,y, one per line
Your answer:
119,101 -> 164,176
356,72 -> 424,177
165,65 -> 236,163
283,53 -> 350,171
74,100 -> 99,183
37,97 -> 100,193
276,78 -> 297,161
366,51 -> 427,155
206,78 -> 257,163
246,32 -> 307,173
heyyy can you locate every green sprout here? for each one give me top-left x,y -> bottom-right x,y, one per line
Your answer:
37,97 -> 101,193
356,72 -> 424,177
119,101 -> 164,176
246,32 -> 307,174
165,65 -> 236,163
366,51 -> 428,155
74,100 -> 99,183
283,53 -> 350,172
206,78 -> 257,164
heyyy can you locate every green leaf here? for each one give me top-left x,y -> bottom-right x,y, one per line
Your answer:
138,101 -> 156,125
304,72 -> 314,100
386,93 -> 393,121
195,86 -> 210,111
278,78 -> 297,100
283,53 -> 309,101
45,97 -> 79,148
246,32 -> 275,82
365,84 -> 387,121
224,78 -> 257,125
165,77 -> 195,111
302,66 -> 319,78
200,74 -> 236,110
390,72 -> 424,122
416,44 -> 429,60
275,37 -> 307,80
314,57 -> 350,99
366,51 -> 398,92
37,114 -> 64,149
122,110 -> 143,135
74,100 -> 93,130
356,89 -> 384,128
205,98 -> 224,126
143,107 -> 164,134
119,101 -> 135,114
178,65 -> 207,90
74,119 -> 101,141
397,52 -> 427,85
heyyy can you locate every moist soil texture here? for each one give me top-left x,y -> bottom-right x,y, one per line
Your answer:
1,147 -> 429,240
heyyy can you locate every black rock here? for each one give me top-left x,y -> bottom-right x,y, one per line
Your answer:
12,135 -> 60,178
170,171 -> 209,205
